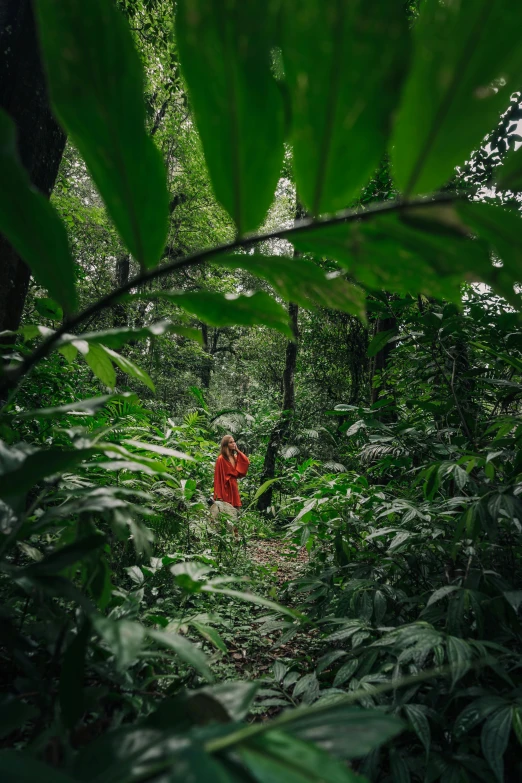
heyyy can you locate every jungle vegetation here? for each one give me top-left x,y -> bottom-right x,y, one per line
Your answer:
1,1 -> 522,781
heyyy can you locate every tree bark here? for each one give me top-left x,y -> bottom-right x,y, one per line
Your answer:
370,315 -> 397,406
0,0 -> 67,335
113,254 -> 130,327
257,302 -> 299,512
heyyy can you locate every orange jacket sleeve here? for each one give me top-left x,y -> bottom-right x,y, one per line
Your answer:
234,450 -> 250,478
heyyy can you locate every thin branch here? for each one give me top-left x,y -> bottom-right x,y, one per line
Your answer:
2,194 -> 456,391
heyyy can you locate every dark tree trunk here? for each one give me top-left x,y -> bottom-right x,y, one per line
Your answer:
0,0 -> 66,335
257,302 -> 299,512
113,254 -> 130,327
200,323 -> 213,389
370,315 -> 397,406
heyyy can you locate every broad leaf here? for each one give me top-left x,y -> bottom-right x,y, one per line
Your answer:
59,622 -> 90,728
15,392 -> 137,419
403,704 -> 431,757
0,110 -> 77,312
237,729 -> 364,783
176,0 -> 284,235
36,0 -> 169,269
219,255 -> 366,319
25,534 -> 105,576
130,290 -> 293,339
292,203 -> 494,301
147,629 -> 214,682
103,347 -> 156,392
392,0 -> 522,196
84,343 -> 116,388
481,707 -> 512,782
35,297 -> 63,321
0,447 -> 96,498
282,0 -> 408,215
285,706 -> 403,759
58,320 -> 203,350
93,616 -> 145,670
457,201 -> 522,308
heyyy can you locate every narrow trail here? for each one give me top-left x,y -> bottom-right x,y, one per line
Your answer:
247,537 -> 309,586
223,538 -> 318,693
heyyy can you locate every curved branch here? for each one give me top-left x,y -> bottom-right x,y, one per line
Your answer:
2,193 -> 456,390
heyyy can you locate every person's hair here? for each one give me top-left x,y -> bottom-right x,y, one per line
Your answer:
220,434 -> 235,460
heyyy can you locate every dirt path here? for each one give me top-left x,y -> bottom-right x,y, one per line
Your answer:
247,537 -> 309,586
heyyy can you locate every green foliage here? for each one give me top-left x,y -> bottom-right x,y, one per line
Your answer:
392,0 -> 522,196
282,0 -> 408,215
3,0 -> 522,780
0,110 -> 77,312
36,0 -> 169,269
176,0 -> 285,235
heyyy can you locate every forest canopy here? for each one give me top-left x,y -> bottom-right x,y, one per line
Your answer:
1,0 -> 522,781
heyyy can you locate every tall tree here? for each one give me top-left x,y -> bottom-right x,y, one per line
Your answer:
257,301 -> 299,512
0,0 -> 66,335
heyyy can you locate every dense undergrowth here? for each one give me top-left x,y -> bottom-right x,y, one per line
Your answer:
3,0 -> 522,781
2,287 -> 522,782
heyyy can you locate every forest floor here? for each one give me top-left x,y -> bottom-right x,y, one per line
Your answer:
214,537 -> 320,711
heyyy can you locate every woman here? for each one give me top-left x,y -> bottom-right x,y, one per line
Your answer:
213,435 -> 250,511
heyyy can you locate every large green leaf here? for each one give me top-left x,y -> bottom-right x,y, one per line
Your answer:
457,201 -> 522,307
0,110 -> 77,312
15,392 -> 137,419
481,707 -> 512,782
292,203 -> 493,301
93,616 -> 145,670
147,629 -> 214,682
176,0 -> 284,235
219,255 -> 366,319
103,347 -> 156,392
392,0 -> 522,196
84,343 -> 116,388
36,0 -> 169,269
130,290 -> 293,339
57,321 -> 203,351
282,0 -> 408,215
0,447 -> 96,498
237,729 -> 364,783
284,706 -> 403,759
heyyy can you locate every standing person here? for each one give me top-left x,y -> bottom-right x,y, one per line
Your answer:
213,435 -> 250,518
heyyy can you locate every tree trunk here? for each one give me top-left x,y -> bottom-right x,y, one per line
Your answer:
370,315 -> 397,406
257,302 -> 299,512
200,323 -> 213,389
113,254 -> 130,327
0,0 -> 66,335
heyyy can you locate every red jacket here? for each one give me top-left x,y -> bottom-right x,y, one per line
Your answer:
213,450 -> 250,507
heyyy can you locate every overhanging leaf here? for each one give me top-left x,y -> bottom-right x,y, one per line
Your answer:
392,0 -> 522,195
176,0 -> 284,235
0,110 -> 77,313
129,290 -> 293,339
219,254 -> 366,320
58,321 -> 203,350
282,0 -> 408,215
292,203 -> 495,301
36,0 -> 169,269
